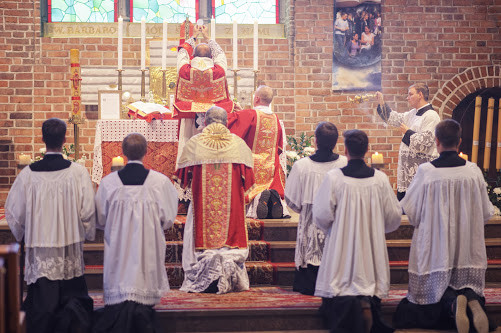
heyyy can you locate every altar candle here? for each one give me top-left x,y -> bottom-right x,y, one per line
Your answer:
471,96 -> 482,164
162,19 -> 168,70
18,154 -> 31,165
211,17 -> 216,40
253,19 -> 258,71
112,156 -> 124,167
141,17 -> 146,70
459,152 -> 468,161
497,98 -> 501,170
233,20 -> 238,70
371,152 -> 383,164
118,16 -> 123,70
483,98 -> 495,170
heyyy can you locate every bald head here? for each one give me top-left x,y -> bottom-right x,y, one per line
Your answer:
194,43 -> 212,58
122,133 -> 147,161
254,85 -> 274,106
205,106 -> 228,126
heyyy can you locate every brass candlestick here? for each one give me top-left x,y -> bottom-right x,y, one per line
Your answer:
161,69 -> 168,105
253,70 -> 259,91
117,69 -> 124,91
232,69 -> 239,101
140,69 -> 147,102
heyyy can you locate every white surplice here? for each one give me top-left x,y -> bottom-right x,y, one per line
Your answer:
5,163 -> 96,284
313,168 -> 401,299
95,170 -> 178,305
285,156 -> 348,269
401,162 -> 494,305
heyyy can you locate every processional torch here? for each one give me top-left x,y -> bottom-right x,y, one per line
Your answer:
349,93 -> 389,122
69,49 -> 84,159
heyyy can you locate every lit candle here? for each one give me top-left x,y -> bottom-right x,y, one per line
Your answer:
118,16 -> 123,70
233,20 -> 238,70
141,17 -> 146,70
162,19 -> 168,70
371,152 -> 384,164
211,17 -> 216,41
497,98 -> 501,170
484,98 -> 495,170
471,96 -> 482,164
459,152 -> 468,161
111,156 -> 124,167
253,19 -> 258,71
18,154 -> 31,165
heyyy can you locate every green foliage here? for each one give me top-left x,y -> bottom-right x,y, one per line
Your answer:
285,133 -> 315,175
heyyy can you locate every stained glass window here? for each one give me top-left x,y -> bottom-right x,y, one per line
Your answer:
49,0 -> 116,22
132,0 -> 197,23
214,0 -> 277,24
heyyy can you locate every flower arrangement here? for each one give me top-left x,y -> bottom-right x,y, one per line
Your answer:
286,132 -> 315,174
486,172 -> 501,216
35,144 -> 87,166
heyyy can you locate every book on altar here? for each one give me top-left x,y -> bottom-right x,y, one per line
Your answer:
127,101 -> 172,122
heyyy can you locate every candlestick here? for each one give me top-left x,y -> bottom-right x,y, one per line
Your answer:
111,156 -> 124,167
140,69 -> 146,102
459,152 -> 468,161
253,70 -> 259,92
233,20 -> 238,71
472,96 -> 482,164
161,69 -> 167,105
117,69 -> 123,91
118,16 -> 123,70
211,17 -> 216,40
141,17 -> 146,71
162,20 -> 168,70
371,152 -> 384,164
484,98 -> 495,170
253,19 -> 258,71
497,98 -> 501,170
233,69 -> 239,101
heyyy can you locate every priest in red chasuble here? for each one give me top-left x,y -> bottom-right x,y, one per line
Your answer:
227,85 -> 288,219
174,25 -> 234,165
174,106 -> 255,294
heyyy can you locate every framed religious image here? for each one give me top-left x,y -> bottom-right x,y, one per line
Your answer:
98,90 -> 122,120
332,0 -> 382,91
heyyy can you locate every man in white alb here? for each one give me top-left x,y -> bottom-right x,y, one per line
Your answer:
393,119 -> 494,333
5,118 -> 95,333
313,129 -> 401,333
285,121 -> 347,295
375,82 -> 440,200
94,133 -> 178,333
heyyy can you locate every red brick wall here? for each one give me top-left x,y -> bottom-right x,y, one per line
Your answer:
0,0 -> 500,204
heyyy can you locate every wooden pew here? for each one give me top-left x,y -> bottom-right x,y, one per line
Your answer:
0,244 -> 25,333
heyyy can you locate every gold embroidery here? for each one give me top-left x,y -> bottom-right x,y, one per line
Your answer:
177,68 -> 228,103
199,123 -> 233,150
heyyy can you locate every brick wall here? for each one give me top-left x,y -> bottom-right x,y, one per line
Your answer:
0,0 -> 500,204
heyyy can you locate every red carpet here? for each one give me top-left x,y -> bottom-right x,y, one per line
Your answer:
90,287 -> 501,310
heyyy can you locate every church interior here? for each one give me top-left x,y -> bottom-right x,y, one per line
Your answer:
1,0 -> 501,332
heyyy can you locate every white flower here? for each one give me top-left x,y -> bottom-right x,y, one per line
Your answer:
286,151 -> 299,160
76,158 -> 86,166
494,187 -> 501,195
39,147 -> 46,154
304,147 -> 315,155
62,154 -> 68,160
494,206 -> 501,216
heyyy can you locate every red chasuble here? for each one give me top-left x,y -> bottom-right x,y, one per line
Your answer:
175,123 -> 255,250
227,109 -> 285,201
173,42 -> 234,119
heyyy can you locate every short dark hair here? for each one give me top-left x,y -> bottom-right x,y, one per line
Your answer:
194,43 -> 211,58
435,119 -> 461,149
42,118 -> 66,149
410,82 -> 429,101
122,133 -> 147,161
343,129 -> 368,159
315,122 -> 339,151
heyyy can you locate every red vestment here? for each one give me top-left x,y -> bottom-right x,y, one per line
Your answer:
175,123 -> 255,250
173,42 -> 234,118
227,108 -> 285,201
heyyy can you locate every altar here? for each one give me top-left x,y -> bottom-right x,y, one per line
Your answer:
91,119 -> 179,184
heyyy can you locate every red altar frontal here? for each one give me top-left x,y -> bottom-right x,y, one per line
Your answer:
91,119 -> 179,184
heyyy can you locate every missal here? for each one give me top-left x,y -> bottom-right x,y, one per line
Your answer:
127,101 -> 172,122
